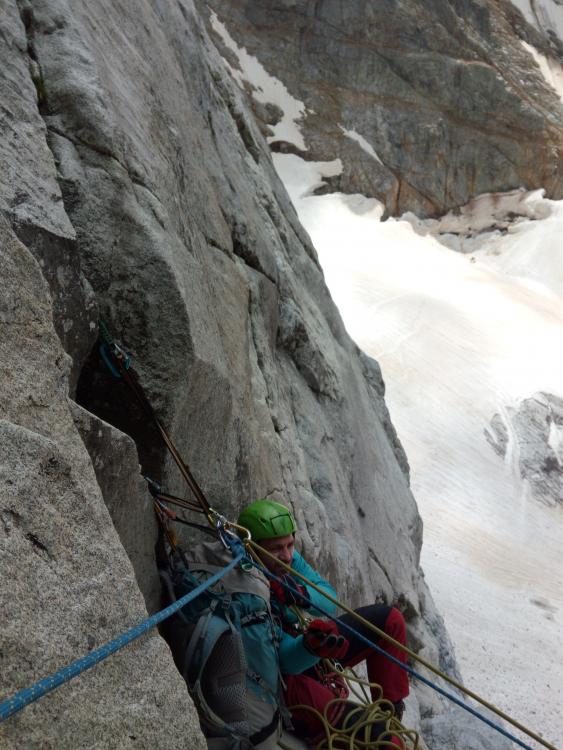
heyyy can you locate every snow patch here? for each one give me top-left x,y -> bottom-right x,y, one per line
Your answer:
510,0 -> 563,42
209,12 -> 308,150
509,0 -> 541,28
548,419 -> 563,462
521,40 -> 563,104
339,126 -> 383,165
273,153 -> 343,200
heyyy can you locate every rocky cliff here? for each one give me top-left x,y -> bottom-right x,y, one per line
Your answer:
203,0 -> 563,217
486,392 -> 563,506
0,1 -> 531,748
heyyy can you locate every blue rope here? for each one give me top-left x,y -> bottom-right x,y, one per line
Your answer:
0,550 -> 244,723
253,561 -> 539,750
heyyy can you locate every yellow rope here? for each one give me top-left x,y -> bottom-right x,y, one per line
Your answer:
339,664 -> 373,704
295,663 -> 419,750
288,693 -> 417,750
246,538 -> 558,750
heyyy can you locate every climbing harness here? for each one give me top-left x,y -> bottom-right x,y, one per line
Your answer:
284,608 -> 411,748
0,549 -> 245,722
278,607 -> 401,748
246,541 -> 558,750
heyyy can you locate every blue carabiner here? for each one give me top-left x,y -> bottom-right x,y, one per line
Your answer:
100,342 -> 131,379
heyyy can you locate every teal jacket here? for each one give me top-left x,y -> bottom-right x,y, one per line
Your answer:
275,550 -> 338,675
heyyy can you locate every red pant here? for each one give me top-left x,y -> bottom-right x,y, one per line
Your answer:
285,606 -> 409,745
341,605 -> 409,703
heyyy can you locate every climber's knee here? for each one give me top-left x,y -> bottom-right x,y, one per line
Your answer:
384,607 -> 407,644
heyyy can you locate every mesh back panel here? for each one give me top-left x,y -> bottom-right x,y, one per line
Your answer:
201,631 -> 249,736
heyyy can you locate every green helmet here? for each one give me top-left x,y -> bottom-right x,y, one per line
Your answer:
237,499 -> 296,541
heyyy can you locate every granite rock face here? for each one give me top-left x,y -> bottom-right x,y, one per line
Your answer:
203,0 -> 563,217
70,402 -> 162,610
0,215 -> 205,749
422,704 -> 515,750
509,0 -> 563,49
0,0 -> 97,394
0,0 -> 513,748
486,393 -> 563,506
18,0 -> 427,613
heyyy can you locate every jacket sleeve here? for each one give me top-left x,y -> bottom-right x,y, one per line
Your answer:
277,630 -> 320,674
276,551 -> 340,674
291,550 -> 338,617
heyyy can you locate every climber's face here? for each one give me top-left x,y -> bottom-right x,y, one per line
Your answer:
257,533 -> 295,575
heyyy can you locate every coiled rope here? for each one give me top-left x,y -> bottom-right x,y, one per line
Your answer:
0,549 -> 244,722
281,614 -> 417,748
247,540 -> 558,750
287,663 -> 419,750
284,697 -> 418,750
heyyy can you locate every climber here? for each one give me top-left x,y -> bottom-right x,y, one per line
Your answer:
238,499 -> 410,745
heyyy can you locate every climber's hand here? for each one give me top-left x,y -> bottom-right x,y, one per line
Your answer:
270,575 -> 311,609
303,618 -> 349,659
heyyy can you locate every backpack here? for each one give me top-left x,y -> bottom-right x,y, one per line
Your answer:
160,540 -> 284,750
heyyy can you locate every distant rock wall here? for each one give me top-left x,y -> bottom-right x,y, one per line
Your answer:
204,0 -> 563,217
0,1 -> 509,748
486,392 -> 563,506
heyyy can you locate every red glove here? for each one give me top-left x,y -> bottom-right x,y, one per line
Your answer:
303,618 -> 349,659
270,575 -> 311,609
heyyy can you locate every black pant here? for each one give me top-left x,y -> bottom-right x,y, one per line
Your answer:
338,604 -> 393,665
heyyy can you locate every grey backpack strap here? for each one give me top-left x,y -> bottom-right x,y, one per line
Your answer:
184,605 -> 223,683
